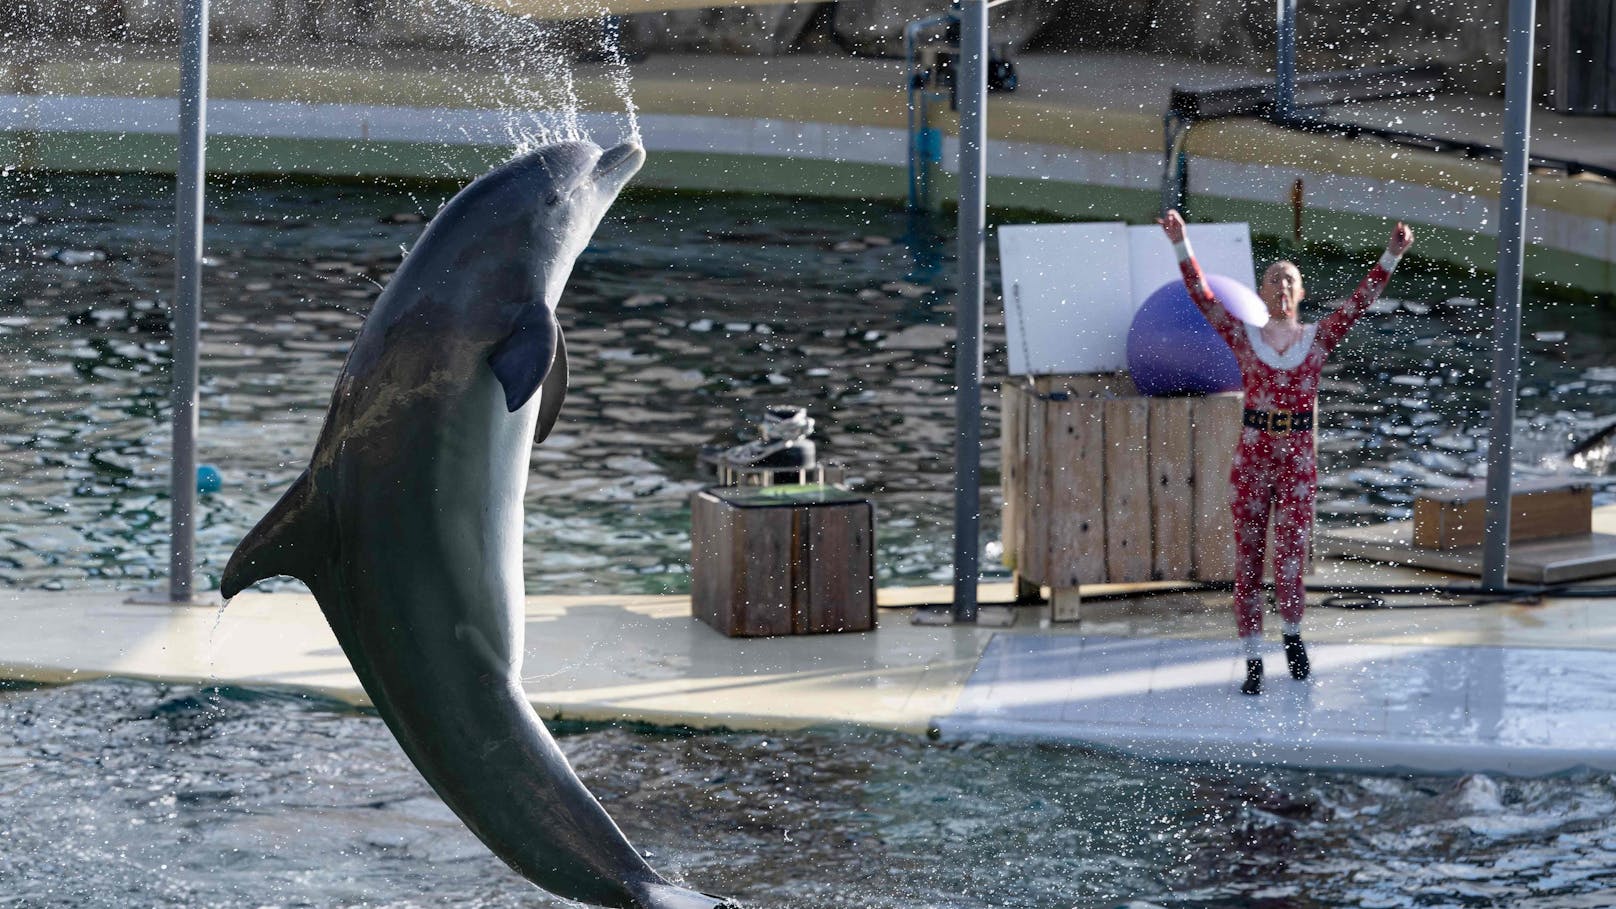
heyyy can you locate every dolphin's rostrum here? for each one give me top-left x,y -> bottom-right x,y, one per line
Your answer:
222,141 -> 732,909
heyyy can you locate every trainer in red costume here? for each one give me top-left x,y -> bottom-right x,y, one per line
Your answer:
1158,210 -> 1414,695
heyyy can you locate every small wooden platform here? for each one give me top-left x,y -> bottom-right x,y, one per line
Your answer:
1318,521 -> 1616,584
1413,478 -> 1592,550
690,485 -> 875,637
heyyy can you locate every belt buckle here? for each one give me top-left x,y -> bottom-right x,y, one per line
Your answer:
1271,412 -> 1289,433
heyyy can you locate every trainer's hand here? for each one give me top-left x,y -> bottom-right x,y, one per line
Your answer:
1388,222 -> 1414,257
1158,209 -> 1187,244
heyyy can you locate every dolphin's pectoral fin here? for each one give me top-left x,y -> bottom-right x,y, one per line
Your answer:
221,469 -> 327,599
534,328 -> 568,444
488,305 -> 559,413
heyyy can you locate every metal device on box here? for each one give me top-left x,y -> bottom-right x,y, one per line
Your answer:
700,405 -> 842,487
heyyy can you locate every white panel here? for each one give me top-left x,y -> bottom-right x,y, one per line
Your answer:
999,223 -> 1133,375
1126,223 -> 1258,307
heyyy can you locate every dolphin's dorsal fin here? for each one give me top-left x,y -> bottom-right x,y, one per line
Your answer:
534,328 -> 568,444
488,306 -> 559,413
221,470 -> 327,599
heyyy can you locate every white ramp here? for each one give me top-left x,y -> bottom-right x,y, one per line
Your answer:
938,634 -> 1616,776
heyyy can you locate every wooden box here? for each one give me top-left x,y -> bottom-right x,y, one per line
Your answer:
1000,374 -> 1249,620
1412,478 -> 1592,550
690,485 -> 875,637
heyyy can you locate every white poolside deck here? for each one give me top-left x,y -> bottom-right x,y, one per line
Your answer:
7,515 -> 1616,778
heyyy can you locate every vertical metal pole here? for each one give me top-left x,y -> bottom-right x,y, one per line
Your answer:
1275,0 -> 1297,119
170,0 -> 209,603
952,0 -> 987,624
1481,0 -> 1537,591
906,21 -> 920,212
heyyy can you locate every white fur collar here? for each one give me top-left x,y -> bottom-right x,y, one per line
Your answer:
1244,322 -> 1315,370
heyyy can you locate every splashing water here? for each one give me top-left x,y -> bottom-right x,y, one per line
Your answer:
427,0 -> 641,154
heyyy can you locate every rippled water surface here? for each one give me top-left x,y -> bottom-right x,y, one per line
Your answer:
4,679 -> 1616,908
6,176 -> 1616,904
3,172 -> 1614,593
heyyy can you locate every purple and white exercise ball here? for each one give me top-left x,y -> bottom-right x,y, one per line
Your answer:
1126,274 -> 1267,397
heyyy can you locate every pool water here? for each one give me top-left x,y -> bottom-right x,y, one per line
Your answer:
3,678 -> 1615,908
3,172 -> 1614,596
7,172 -> 1616,909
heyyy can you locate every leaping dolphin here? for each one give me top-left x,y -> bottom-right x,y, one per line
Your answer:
221,140 -> 732,909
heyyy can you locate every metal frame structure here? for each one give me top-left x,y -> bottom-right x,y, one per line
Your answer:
169,0 -> 209,603
1159,64 -> 1451,214
1480,0 -> 1539,589
951,0 -> 988,624
1275,0 -> 1298,120
905,13 -> 958,213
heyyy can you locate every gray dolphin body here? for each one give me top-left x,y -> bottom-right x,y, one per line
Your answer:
222,141 -> 730,909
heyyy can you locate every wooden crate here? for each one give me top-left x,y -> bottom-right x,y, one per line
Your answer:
690,486 -> 875,637
1412,479 -> 1593,550
1000,374 -> 1245,620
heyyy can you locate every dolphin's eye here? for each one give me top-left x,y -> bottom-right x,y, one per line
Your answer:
545,193 -> 561,207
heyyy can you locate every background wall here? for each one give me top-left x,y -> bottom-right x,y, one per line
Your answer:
0,0 -> 1519,91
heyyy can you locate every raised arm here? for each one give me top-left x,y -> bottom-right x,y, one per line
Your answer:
1315,222 -> 1415,354
1158,209 -> 1246,353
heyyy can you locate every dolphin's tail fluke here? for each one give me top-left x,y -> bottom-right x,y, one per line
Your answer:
222,469 -> 327,598
629,881 -> 738,909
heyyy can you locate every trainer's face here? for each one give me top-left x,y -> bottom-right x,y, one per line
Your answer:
1261,261 -> 1305,320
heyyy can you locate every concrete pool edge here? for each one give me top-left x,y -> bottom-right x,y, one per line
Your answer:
5,89 -> 1613,296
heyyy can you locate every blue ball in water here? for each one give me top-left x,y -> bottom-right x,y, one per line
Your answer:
196,464 -> 222,495
1127,274 -> 1266,397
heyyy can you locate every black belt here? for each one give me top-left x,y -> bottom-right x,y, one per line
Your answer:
1242,408 -> 1314,433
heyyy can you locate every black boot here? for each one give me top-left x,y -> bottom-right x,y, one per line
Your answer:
1241,658 -> 1263,696
1284,634 -> 1310,680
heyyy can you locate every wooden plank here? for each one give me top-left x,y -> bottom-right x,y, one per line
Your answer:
1046,397 -> 1107,587
804,503 -> 875,633
1103,398 -> 1153,583
1021,389 -> 1050,584
1148,396 -> 1195,580
736,504 -> 794,637
1050,586 -> 1082,624
1191,393 -> 1243,581
1000,383 -> 1024,574
689,491 -> 725,632
1063,372 -> 1139,399
790,508 -> 810,634
1411,496 -> 1445,549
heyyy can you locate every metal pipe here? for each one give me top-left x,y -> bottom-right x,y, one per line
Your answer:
905,20 -> 920,210
1481,0 -> 1537,590
1160,111 -> 1191,215
169,0 -> 209,603
1275,0 -> 1297,119
904,14 -> 954,212
952,0 -> 987,624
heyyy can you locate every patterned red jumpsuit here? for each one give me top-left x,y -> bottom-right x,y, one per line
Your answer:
1173,240 -> 1401,638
